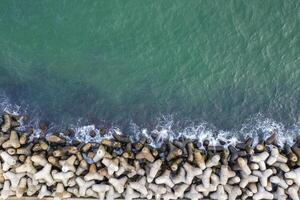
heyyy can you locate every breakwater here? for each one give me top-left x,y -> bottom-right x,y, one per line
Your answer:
0,113 -> 300,200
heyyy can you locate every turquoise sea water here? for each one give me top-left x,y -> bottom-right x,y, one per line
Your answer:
0,1 -> 300,136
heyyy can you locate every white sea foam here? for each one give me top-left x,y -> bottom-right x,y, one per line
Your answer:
64,114 -> 300,148
0,93 -> 21,116
1,93 -> 299,148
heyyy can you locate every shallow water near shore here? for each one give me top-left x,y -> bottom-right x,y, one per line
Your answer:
0,1 -> 300,143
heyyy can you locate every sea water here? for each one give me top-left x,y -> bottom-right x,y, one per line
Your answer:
0,0 -> 299,145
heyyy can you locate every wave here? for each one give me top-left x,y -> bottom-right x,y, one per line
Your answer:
1,92 -> 299,148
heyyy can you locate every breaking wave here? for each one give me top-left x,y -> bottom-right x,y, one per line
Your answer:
1,93 -> 299,148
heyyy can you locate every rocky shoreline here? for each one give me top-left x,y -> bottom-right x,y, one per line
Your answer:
0,113 -> 300,199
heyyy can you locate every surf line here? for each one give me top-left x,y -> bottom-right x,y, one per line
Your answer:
0,113 -> 299,199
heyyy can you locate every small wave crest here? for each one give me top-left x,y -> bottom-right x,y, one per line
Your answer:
1,93 -> 299,148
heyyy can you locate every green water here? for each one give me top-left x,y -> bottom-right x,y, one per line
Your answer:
0,0 -> 299,130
